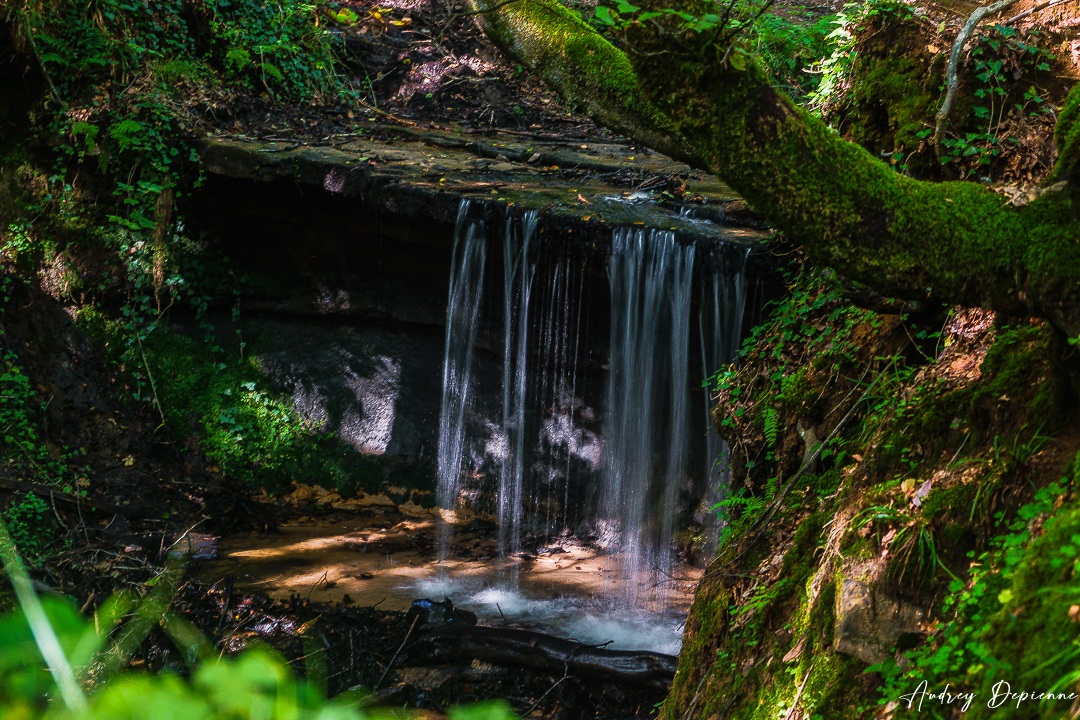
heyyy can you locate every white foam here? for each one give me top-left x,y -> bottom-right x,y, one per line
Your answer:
408,576 -> 684,655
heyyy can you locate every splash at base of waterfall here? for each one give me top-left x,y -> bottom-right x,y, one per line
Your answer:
198,510 -> 699,656
413,574 -> 691,656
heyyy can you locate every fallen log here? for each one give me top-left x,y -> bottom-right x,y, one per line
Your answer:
401,623 -> 678,691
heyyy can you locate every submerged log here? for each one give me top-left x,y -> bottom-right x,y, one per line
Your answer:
402,623 -> 678,690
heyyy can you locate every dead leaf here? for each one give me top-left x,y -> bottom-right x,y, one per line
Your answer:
911,479 -> 933,507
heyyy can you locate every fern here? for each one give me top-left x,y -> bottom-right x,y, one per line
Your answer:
715,492 -> 768,517
763,405 -> 780,447
260,62 -> 284,81
108,119 -> 143,151
765,474 -> 780,501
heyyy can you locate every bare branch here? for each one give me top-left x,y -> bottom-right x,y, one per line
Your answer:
934,0 -> 1023,145
1004,0 -> 1070,25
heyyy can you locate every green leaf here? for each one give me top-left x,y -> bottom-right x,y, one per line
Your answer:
448,700 -> 519,720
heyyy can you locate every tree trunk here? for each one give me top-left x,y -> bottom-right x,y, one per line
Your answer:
466,0 -> 704,169
468,0 -> 1080,335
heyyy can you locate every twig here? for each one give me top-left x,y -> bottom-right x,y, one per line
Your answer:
377,615 -> 419,689
0,479 -> 128,518
163,521 -> 207,558
496,602 -> 507,622
782,660 -> 816,720
135,332 -> 167,429
307,571 -> 329,600
718,0 -> 777,54
524,645 -> 584,717
934,0 -> 1023,145
681,671 -> 710,720
945,429 -> 972,469
1004,0 -> 1069,24
47,491 -> 69,531
523,675 -> 569,717
22,24 -> 64,108
7,433 -> 52,481
74,495 -> 91,546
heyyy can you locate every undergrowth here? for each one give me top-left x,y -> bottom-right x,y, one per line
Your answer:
0,0 -> 381,498
0,518 -> 516,720
871,469 -> 1080,719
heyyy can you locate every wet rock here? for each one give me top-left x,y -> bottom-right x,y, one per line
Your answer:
834,561 -> 927,665
407,597 -> 479,627
166,532 -> 219,560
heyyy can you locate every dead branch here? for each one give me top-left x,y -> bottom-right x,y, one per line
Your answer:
402,624 -> 677,690
934,0 -> 1024,145
1004,0 -> 1070,25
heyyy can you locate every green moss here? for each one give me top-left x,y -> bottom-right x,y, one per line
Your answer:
960,498 -> 1080,718
146,329 -> 383,496
1050,80 -> 1080,183
847,48 -> 940,163
862,323 -> 1063,491
918,483 -> 977,518
473,0 -> 691,163
778,366 -> 822,416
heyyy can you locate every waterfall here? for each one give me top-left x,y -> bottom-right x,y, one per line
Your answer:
497,209 -> 538,573
436,202 -> 487,561
532,243 -> 590,538
601,228 -> 695,605
699,246 -> 751,556
433,204 -> 751,612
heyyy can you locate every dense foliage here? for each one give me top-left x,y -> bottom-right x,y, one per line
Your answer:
0,0 -> 384,519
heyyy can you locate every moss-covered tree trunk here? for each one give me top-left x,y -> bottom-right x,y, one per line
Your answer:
466,0 -> 702,167
469,0 -> 1080,335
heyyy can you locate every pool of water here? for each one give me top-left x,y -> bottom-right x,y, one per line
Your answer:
198,511 -> 700,655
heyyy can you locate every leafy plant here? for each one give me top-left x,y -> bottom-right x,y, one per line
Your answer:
0,514 -> 519,719
869,478 -> 1080,719
0,349 -> 75,486
934,25 -> 1055,176
808,0 -> 917,113
1,494 -> 57,562
752,13 -> 835,102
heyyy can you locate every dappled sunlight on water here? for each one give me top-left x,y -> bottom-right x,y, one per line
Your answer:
199,513 -> 700,655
